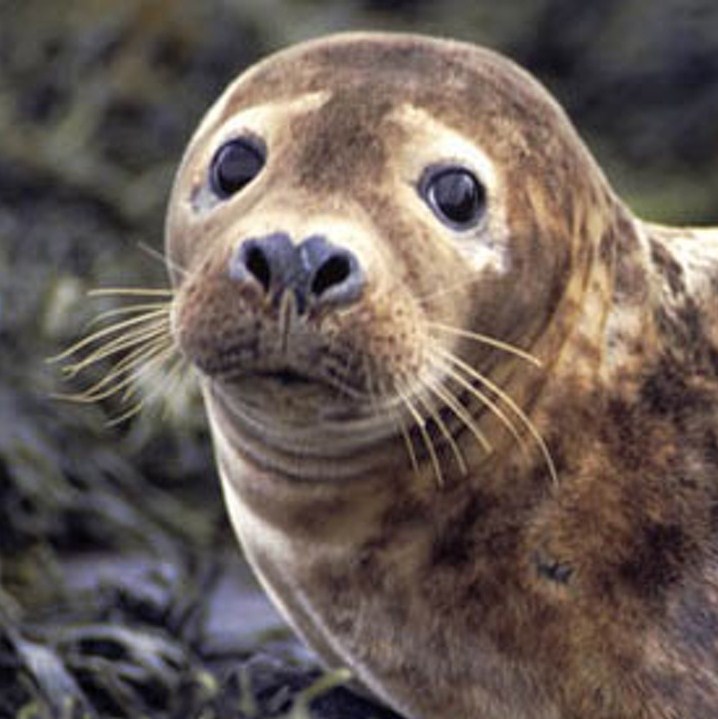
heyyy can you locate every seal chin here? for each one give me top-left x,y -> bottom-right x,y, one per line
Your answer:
208,356 -> 392,422
207,358 -> 369,412
202,373 -> 403,479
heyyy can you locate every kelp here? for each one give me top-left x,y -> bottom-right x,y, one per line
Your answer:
0,555 -> 400,719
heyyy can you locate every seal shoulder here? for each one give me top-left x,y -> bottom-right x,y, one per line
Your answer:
647,223 -> 718,300
644,222 -> 718,370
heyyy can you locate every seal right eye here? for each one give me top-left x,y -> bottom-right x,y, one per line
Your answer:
210,138 -> 265,198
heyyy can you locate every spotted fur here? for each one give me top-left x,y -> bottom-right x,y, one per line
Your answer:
167,33 -> 718,719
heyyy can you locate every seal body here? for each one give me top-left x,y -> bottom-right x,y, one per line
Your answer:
166,33 -> 718,719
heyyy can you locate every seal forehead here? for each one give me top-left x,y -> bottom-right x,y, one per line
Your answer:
289,88 -> 395,192
189,91 -> 330,159
390,103 -> 509,275
220,33 -> 571,140
207,32 -> 599,209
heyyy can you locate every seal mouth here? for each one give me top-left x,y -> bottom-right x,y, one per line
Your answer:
201,359 -> 403,468
256,368 -> 316,387
212,359 -> 373,425
218,363 -> 363,398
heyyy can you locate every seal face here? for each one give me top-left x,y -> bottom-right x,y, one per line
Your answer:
166,32 -> 718,719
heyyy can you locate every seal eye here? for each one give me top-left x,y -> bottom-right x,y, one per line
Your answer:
424,167 -> 486,228
210,138 -> 265,198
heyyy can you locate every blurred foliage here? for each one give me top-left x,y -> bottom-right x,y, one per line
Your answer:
0,0 -> 716,716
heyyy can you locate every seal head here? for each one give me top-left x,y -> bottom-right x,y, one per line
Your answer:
167,32 -> 612,481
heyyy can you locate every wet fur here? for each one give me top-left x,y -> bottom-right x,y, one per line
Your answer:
165,33 -> 718,719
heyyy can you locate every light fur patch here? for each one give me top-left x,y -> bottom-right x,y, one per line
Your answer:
188,91 -> 330,212
653,226 -> 718,299
391,103 -> 510,276
197,88 -> 330,149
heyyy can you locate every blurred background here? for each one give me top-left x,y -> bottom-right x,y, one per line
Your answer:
1,0 -> 716,716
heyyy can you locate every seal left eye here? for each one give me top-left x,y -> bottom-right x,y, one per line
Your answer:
423,167 -> 486,229
210,138 -> 265,198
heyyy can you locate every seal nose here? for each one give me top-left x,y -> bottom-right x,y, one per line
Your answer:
298,235 -> 364,308
229,233 -> 364,312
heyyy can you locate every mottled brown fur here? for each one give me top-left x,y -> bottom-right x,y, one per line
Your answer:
166,32 -> 718,719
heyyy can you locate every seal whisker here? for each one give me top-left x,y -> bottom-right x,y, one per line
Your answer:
367,365 -> 421,482
435,347 -> 558,485
52,308 -> 171,364
61,321 -> 171,377
414,274 -> 480,304
128,350 -> 186,409
137,241 -> 189,278
429,349 -> 528,456
90,340 -> 175,402
87,301 -> 172,328
61,336 -> 172,399
85,347 -> 176,406
88,287 -> 174,298
363,357 -> 390,425
396,410 -> 421,481
52,291 -> 178,415
373,383 -> 419,481
57,342 -> 175,404
106,351 -> 188,426
425,376 -> 493,456
415,386 -> 468,476
427,322 -> 542,367
397,382 -> 445,488
106,399 -> 148,426
101,337 -> 175,389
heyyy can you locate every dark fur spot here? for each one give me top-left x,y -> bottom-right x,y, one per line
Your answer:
639,356 -> 709,420
650,239 -> 686,296
604,396 -> 646,471
701,430 -> 718,470
676,300 -> 706,349
653,294 -> 718,381
598,226 -> 615,265
611,211 -> 649,302
619,523 -> 688,599
381,497 -> 429,531
429,494 -> 487,568
353,541 -> 388,591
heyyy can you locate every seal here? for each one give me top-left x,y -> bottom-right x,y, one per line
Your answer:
164,32 -> 718,719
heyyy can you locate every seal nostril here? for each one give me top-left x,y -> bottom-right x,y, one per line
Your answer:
245,245 -> 271,292
230,233 -> 295,296
311,254 -> 352,297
